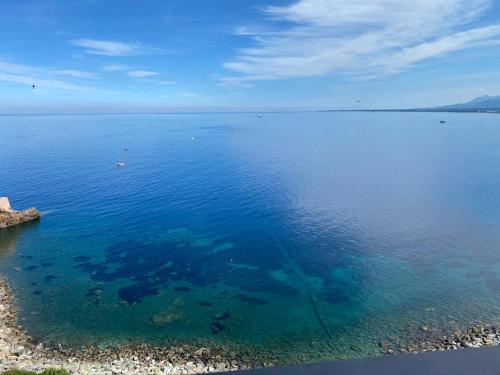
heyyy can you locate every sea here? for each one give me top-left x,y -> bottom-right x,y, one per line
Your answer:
1,111 -> 500,363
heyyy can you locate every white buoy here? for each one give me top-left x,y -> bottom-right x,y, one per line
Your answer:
117,162 -> 126,167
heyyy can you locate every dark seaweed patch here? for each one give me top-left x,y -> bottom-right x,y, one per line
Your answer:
34,290 -> 43,295
211,311 -> 230,334
214,311 -> 230,321
118,284 -> 159,304
211,321 -> 225,334
44,275 -> 57,282
322,287 -> 351,305
74,262 -> 111,280
234,293 -> 268,305
173,286 -> 190,292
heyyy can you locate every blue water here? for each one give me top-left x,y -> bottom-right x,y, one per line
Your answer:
1,112 -> 500,363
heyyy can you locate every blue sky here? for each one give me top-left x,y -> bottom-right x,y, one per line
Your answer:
1,0 -> 500,112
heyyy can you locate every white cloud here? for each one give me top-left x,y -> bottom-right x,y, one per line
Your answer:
102,64 -> 130,71
71,39 -> 164,56
134,78 -> 177,85
127,70 -> 160,78
224,0 -> 500,83
0,59 -> 100,92
157,80 -> 177,85
376,25 -> 500,74
53,69 -> 97,78
71,39 -> 139,56
0,71 -> 93,92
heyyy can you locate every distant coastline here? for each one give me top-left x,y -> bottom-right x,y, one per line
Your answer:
0,109 -> 498,117
322,95 -> 500,114
320,108 -> 500,114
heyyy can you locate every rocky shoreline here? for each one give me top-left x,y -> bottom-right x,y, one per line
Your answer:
2,275 -> 500,374
399,325 -> 500,354
375,322 -> 500,356
0,278 -> 255,374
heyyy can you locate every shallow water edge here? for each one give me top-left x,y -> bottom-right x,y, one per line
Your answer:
0,276 -> 259,374
2,275 -> 500,375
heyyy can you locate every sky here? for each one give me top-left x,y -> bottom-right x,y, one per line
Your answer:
1,0 -> 500,112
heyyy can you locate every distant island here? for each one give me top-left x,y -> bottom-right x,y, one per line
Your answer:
325,95 -> 500,113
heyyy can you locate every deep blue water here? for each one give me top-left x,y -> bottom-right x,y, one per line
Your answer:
2,112 -> 500,362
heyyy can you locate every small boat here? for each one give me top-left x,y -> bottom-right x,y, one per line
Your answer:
117,162 -> 126,167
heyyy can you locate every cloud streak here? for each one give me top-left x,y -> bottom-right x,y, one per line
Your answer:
102,64 -> 130,71
53,69 -> 97,79
71,39 -> 164,56
127,70 -> 160,78
0,59 -> 99,92
224,0 -> 500,83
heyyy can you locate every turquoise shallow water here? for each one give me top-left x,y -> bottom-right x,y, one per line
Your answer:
1,112 -> 500,363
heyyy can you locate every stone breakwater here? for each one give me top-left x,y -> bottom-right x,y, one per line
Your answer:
0,278 -> 256,374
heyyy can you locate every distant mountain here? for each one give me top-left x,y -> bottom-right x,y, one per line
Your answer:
437,95 -> 500,111
323,95 -> 500,113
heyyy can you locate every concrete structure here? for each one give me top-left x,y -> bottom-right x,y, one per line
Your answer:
0,197 -> 11,211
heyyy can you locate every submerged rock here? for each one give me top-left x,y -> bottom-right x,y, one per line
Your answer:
0,197 -> 40,229
151,309 -> 184,326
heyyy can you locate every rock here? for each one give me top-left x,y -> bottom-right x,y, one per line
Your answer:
0,197 -> 11,211
194,348 -> 210,357
12,345 -> 26,355
0,199 -> 40,229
